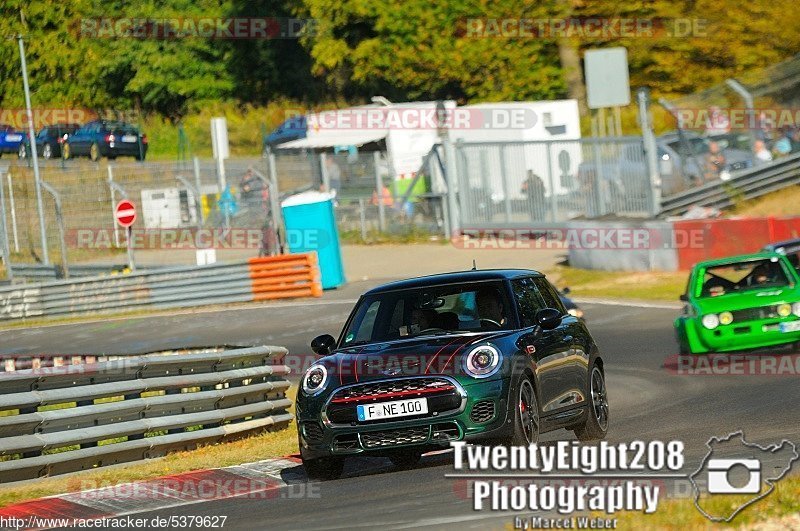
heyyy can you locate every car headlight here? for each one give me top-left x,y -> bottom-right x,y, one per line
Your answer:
567,308 -> 584,319
793,302 -> 800,317
701,314 -> 719,329
777,303 -> 792,317
302,364 -> 328,395
464,345 -> 501,378
718,311 -> 733,325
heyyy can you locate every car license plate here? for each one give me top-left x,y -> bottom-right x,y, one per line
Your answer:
6,134 -> 21,142
121,135 -> 137,143
779,321 -> 800,333
357,397 -> 428,421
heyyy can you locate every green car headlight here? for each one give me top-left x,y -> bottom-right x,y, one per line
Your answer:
718,311 -> 733,325
701,314 -> 719,329
777,303 -> 792,317
302,364 -> 328,396
793,302 -> 800,317
464,345 -> 501,378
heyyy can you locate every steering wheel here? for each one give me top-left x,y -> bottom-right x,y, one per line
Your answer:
479,318 -> 502,329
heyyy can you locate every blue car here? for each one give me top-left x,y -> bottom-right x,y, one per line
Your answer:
63,120 -> 147,161
0,124 -> 25,157
18,123 -> 81,160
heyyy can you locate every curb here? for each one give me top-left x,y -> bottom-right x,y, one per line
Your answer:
0,456 -> 303,530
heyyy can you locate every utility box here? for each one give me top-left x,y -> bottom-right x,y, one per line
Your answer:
140,188 -> 197,229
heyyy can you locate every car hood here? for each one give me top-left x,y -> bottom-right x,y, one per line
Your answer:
694,286 -> 798,313
319,332 -> 506,386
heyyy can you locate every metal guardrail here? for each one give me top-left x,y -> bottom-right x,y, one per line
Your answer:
660,152 -> 800,216
9,263 -> 138,281
0,345 -> 293,483
0,253 -> 322,321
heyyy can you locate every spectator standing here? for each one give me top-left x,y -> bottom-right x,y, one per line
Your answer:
703,141 -> 726,181
753,139 -> 773,164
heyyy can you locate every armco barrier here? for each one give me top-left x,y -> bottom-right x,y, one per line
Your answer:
0,253 -> 322,321
0,345 -> 292,483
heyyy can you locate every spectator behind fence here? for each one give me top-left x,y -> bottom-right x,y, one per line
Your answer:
791,129 -> 800,153
239,168 -> 267,210
322,154 -> 342,197
371,184 -> 394,208
704,141 -> 726,181
753,139 -> 773,165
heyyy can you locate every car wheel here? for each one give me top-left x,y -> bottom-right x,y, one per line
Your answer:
502,376 -> 539,446
389,451 -> 422,469
89,143 -> 100,162
42,143 -> 52,159
135,151 -> 146,161
574,365 -> 609,441
18,144 -> 26,159
62,143 -> 71,160
302,456 -> 344,481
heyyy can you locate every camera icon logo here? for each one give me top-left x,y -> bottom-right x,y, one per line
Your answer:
706,458 -> 761,494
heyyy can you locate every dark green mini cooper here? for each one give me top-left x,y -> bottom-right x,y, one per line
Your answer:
296,269 -> 608,479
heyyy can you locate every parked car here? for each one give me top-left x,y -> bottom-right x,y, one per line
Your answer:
763,239 -> 800,272
675,252 -> 800,354
18,123 -> 81,160
262,115 -> 307,156
297,269 -> 608,479
63,120 -> 147,161
0,124 -> 25,158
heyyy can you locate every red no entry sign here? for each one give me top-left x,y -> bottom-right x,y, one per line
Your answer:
115,199 -> 137,228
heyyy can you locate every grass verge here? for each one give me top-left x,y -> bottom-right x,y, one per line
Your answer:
548,266 -> 688,302
0,388 -> 298,508
616,475 -> 800,529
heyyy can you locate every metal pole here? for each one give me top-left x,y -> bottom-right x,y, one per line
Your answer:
193,156 -> 204,224
126,226 -> 136,271
546,142 -> 558,222
373,151 -> 386,232
5,172 -> 18,253
267,152 -> 284,249
443,137 -> 461,234
726,78 -> 758,151
0,167 -> 13,282
319,153 -> 330,192
39,181 -> 67,278
499,146 -> 511,222
18,35 -> 48,265
614,106 -> 623,137
108,166 -> 120,248
358,198 -> 367,242
638,88 -> 661,217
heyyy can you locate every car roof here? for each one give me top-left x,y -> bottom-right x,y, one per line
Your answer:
695,251 -> 785,268
763,238 -> 800,252
365,269 -> 543,295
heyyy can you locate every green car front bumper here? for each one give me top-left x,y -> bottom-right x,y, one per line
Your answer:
676,315 -> 800,354
296,376 -> 513,460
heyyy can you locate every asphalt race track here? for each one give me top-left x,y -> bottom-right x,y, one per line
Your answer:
2,291 -> 799,529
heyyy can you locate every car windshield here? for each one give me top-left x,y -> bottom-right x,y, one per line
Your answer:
341,280 -> 511,346
699,258 -> 791,297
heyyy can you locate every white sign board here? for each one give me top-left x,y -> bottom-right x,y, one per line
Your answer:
210,117 -> 230,159
584,48 -> 631,109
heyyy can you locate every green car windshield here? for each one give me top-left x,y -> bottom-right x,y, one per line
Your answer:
341,280 -> 512,346
699,258 -> 791,298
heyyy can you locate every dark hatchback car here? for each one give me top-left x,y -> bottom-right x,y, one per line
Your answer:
18,123 -> 81,160
63,120 -> 148,161
0,124 -> 24,157
297,269 -> 608,479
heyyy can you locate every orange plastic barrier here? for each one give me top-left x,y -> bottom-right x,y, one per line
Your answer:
247,253 -> 323,301
674,216 -> 800,270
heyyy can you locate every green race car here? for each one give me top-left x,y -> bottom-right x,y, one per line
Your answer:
675,252 -> 800,354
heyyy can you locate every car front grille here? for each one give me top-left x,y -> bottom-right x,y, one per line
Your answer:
730,305 -> 779,323
330,377 -> 455,404
470,399 -> 496,423
360,426 -> 429,449
326,377 -> 463,425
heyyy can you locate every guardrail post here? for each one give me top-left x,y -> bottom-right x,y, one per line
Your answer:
0,167 -> 13,282
6,172 -> 19,253
266,152 -> 285,253
193,156 -> 205,225
637,88 -> 662,216
39,180 -> 69,279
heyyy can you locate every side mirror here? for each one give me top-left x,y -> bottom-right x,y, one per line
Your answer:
561,287 -> 571,295
535,308 -> 562,331
679,294 -> 688,302
311,334 -> 336,356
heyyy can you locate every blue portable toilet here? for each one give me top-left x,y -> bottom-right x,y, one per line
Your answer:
281,191 -> 345,289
